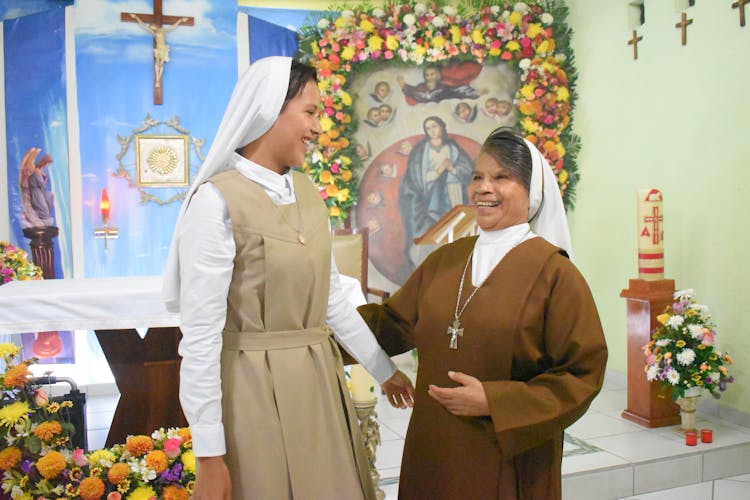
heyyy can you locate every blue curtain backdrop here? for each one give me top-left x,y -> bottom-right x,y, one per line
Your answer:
4,7 -> 72,279
248,15 -> 298,62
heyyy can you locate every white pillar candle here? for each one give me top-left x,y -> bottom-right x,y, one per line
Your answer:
350,364 -> 377,402
637,188 -> 664,280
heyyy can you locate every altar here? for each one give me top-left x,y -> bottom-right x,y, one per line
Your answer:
0,276 -> 186,446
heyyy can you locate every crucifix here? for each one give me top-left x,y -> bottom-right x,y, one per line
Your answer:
446,318 -> 464,350
121,0 -> 194,105
675,12 -> 693,46
627,30 -> 643,60
733,0 -> 748,27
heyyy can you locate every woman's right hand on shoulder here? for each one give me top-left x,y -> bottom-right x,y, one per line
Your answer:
194,456 -> 231,500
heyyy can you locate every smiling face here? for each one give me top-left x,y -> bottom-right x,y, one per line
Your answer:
468,152 -> 530,231
259,80 -> 322,171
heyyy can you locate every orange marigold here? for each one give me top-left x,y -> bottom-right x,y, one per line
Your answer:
162,485 -> 190,500
177,427 -> 192,446
3,363 -> 29,388
107,462 -> 131,485
125,435 -> 154,457
79,476 -> 105,500
34,420 -> 63,441
144,450 -> 168,473
0,446 -> 22,470
36,450 -> 67,480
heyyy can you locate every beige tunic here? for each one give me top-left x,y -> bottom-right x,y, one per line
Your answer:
211,169 -> 375,500
359,236 -> 608,500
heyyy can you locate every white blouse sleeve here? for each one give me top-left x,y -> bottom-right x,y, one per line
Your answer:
177,183 -> 234,457
326,256 -> 397,384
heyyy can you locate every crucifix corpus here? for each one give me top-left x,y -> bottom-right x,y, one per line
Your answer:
121,0 -> 194,105
675,12 -> 693,46
733,0 -> 748,27
627,30 -> 643,60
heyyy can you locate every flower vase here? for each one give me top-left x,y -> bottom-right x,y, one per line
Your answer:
676,387 -> 702,432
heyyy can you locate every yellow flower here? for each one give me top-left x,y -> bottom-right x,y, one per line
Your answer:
520,84 -> 536,99
181,450 -> 196,473
431,36 -> 446,49
359,19 -> 374,33
489,47 -> 501,56
340,91 -> 352,106
340,45 -> 355,61
319,116 -> 334,132
328,206 -> 341,217
37,450 -> 67,480
47,401 -> 61,413
556,87 -> 569,102
334,17 -> 348,29
558,170 -> 569,184
368,34 -> 384,51
449,26 -> 461,43
506,40 -> 520,52
125,435 -> 154,458
414,45 -> 426,56
127,486 -> 157,500
145,450 -> 169,473
107,462 -> 131,485
4,362 -> 29,388
340,155 -> 352,166
340,170 -> 353,182
719,366 -> 728,375
0,401 -> 31,427
386,34 -> 399,50
536,40 -> 550,54
326,184 -> 339,197
320,170 -> 333,184
336,188 -> 350,203
526,23 -> 543,38
33,420 -> 63,441
0,446 -> 22,470
317,80 -> 330,92
0,342 -> 20,359
520,117 -> 537,132
509,12 -> 523,26
676,340 -> 686,348
88,449 -> 116,467
656,313 -> 670,325
471,29 -> 484,44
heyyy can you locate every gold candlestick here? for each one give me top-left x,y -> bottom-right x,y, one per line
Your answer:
353,399 -> 385,500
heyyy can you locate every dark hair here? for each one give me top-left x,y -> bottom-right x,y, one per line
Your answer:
422,115 -> 448,143
282,60 -> 317,111
480,127 -> 531,191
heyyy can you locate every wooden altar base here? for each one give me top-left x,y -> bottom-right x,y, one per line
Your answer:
620,278 -> 680,428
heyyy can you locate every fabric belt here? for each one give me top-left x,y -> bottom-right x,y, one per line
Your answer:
222,326 -> 333,351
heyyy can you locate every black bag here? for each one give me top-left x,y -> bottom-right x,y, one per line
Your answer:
30,376 -> 88,450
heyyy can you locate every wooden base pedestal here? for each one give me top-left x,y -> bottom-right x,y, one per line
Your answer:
620,279 -> 680,428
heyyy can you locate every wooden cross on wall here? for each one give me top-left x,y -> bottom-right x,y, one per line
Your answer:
627,30 -> 643,60
733,0 -> 748,27
675,12 -> 693,46
121,0 -> 194,105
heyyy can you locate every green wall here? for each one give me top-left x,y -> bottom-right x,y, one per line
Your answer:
566,0 -> 749,415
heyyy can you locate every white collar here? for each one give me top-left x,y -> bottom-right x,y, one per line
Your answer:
231,152 -> 295,203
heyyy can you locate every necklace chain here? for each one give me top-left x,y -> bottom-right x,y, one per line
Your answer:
275,199 -> 306,245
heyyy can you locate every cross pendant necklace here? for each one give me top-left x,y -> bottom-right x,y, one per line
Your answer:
448,252 -> 480,350
446,317 -> 464,349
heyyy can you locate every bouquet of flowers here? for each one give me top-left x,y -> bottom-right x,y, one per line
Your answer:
643,289 -> 734,400
0,342 -> 195,499
0,241 -> 43,284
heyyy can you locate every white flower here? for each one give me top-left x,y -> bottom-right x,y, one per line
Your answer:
431,15 -> 446,28
11,486 -> 25,499
443,6 -> 457,16
646,365 -> 660,381
707,372 -> 721,383
513,2 -> 530,15
316,18 -> 330,29
673,288 -> 695,301
688,303 -> 709,315
519,58 -> 531,70
676,348 -> 696,366
655,338 -> 673,347
491,6 -> 501,15
372,8 -> 385,18
687,324 -> 704,339
667,315 -> 684,328
340,10 -> 354,19
541,13 -> 554,25
414,3 -> 428,16
151,428 -> 167,441
666,369 -> 681,385
403,13 -> 416,26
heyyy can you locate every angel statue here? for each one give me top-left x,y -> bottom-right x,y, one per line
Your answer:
18,147 -> 55,228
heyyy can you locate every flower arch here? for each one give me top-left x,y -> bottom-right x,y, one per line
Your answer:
298,0 -> 579,224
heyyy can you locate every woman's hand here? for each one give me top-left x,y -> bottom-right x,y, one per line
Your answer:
428,371 -> 490,416
381,370 -> 415,409
193,456 -> 232,500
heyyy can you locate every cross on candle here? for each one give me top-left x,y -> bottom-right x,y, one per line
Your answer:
627,30 -> 643,60
644,206 -> 663,245
733,0 -> 748,27
675,12 -> 693,46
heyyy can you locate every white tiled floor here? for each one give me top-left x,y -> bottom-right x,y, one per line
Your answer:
80,355 -> 750,500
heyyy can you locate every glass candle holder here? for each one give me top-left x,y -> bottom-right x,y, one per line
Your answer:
701,429 -> 713,443
685,431 -> 698,446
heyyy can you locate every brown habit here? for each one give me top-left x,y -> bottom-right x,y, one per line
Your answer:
359,236 -> 607,500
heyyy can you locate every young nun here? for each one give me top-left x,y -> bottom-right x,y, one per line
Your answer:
359,127 -> 608,500
163,56 -> 413,500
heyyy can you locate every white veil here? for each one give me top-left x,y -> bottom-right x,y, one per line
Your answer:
162,56 -> 293,312
524,138 -> 574,259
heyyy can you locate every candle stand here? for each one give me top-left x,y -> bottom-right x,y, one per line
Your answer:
353,398 -> 385,500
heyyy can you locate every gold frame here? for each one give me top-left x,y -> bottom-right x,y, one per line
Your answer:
134,134 -> 189,187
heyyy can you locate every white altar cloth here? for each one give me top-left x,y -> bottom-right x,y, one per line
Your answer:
0,276 -> 178,335
0,275 -> 366,335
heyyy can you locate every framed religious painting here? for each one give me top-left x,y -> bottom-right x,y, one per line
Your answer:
134,134 -> 189,187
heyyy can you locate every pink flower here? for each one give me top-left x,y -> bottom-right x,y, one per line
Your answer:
73,447 -> 88,467
107,493 -> 122,500
163,437 -> 182,459
33,388 -> 49,407
646,354 -> 656,365
702,331 -> 715,346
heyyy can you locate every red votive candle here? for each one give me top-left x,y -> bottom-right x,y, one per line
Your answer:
685,431 -> 698,446
701,429 -> 713,443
